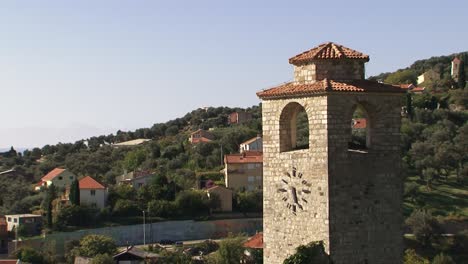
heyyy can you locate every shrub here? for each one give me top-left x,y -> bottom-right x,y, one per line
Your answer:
175,190 -> 210,217
77,234 -> 117,257
283,241 -> 331,264
147,200 -> 177,218
55,205 -> 98,230
451,229 -> 468,253
14,247 -> 44,263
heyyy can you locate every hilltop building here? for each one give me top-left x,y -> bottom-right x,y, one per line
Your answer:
451,57 -> 462,82
189,129 -> 214,144
223,151 -> 262,191
35,168 -> 76,191
228,111 -> 252,124
239,136 -> 263,153
258,42 -> 405,263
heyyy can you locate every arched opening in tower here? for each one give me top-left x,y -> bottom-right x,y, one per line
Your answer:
348,104 -> 369,150
279,102 -> 309,152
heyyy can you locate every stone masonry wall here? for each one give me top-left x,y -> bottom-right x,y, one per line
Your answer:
262,93 -> 403,264
262,96 -> 329,264
327,93 -> 403,264
294,60 -> 365,83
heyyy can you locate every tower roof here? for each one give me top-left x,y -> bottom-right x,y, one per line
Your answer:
257,79 -> 405,99
289,42 -> 369,65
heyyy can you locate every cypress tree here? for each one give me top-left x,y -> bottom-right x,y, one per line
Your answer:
458,59 -> 465,89
406,93 -> 414,120
45,184 -> 57,228
69,179 -> 80,205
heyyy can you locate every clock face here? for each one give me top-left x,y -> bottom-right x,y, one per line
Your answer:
277,167 -> 311,215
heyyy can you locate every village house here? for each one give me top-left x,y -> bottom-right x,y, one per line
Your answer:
116,170 -> 154,189
228,111 -> 253,124
240,136 -> 263,153
206,185 -> 233,212
189,129 -> 214,144
4,214 -> 42,236
398,83 -> 425,94
242,232 -> 263,264
79,176 -> 107,209
223,151 -> 263,191
417,69 -> 440,85
35,168 -> 77,191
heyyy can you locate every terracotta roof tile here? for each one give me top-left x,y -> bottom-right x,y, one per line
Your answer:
41,168 -> 66,181
289,42 -> 369,65
79,176 -> 106,189
244,233 -> 263,249
257,79 -> 405,99
225,151 -> 262,164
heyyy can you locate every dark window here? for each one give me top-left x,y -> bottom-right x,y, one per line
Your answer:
348,104 -> 370,150
90,190 -> 96,196
279,102 -> 309,152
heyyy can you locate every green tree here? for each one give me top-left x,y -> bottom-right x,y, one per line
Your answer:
405,210 -> 441,247
283,241 -> 331,264
384,69 -> 417,85
123,148 -> 147,171
431,253 -> 455,264
77,234 -> 117,257
457,59 -> 465,89
404,249 -> 429,264
91,254 -> 115,264
214,235 -> 245,264
14,247 -> 44,263
175,190 -> 210,217
407,93 -> 414,120
69,179 -> 80,205
44,183 -> 57,228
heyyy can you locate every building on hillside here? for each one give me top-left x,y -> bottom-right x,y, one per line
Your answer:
206,185 -> 233,212
4,214 -> 42,236
417,69 -> 440,85
398,83 -> 415,90
79,176 -> 107,209
242,232 -> 263,264
223,151 -> 262,191
240,136 -> 263,153
0,216 -> 7,254
189,129 -> 214,144
112,138 -> 151,147
451,57 -> 462,82
113,246 -> 161,263
35,168 -> 77,191
228,111 -> 253,124
116,170 -> 154,189
410,87 -> 426,94
258,42 -> 404,263
0,169 -> 18,177
352,118 -> 367,129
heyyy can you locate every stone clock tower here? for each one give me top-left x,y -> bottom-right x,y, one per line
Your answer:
257,42 -> 405,264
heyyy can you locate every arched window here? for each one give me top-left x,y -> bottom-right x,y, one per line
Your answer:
348,104 -> 370,150
279,102 -> 310,152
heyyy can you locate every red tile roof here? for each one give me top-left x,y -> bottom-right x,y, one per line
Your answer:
352,118 -> 367,129
225,151 -> 263,164
289,42 -> 369,65
453,57 -> 461,63
244,233 -> 263,249
399,84 -> 414,89
257,79 -> 405,99
41,168 -> 66,181
191,137 -> 213,144
0,261 -> 19,264
411,87 -> 425,92
79,176 -> 105,190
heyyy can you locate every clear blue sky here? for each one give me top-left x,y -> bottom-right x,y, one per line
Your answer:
1,0 -> 466,148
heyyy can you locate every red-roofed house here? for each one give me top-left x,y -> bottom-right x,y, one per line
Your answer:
189,129 -> 215,144
35,168 -> 77,191
0,260 -> 21,264
224,151 -> 263,191
244,232 -> 263,249
79,176 -> 107,209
